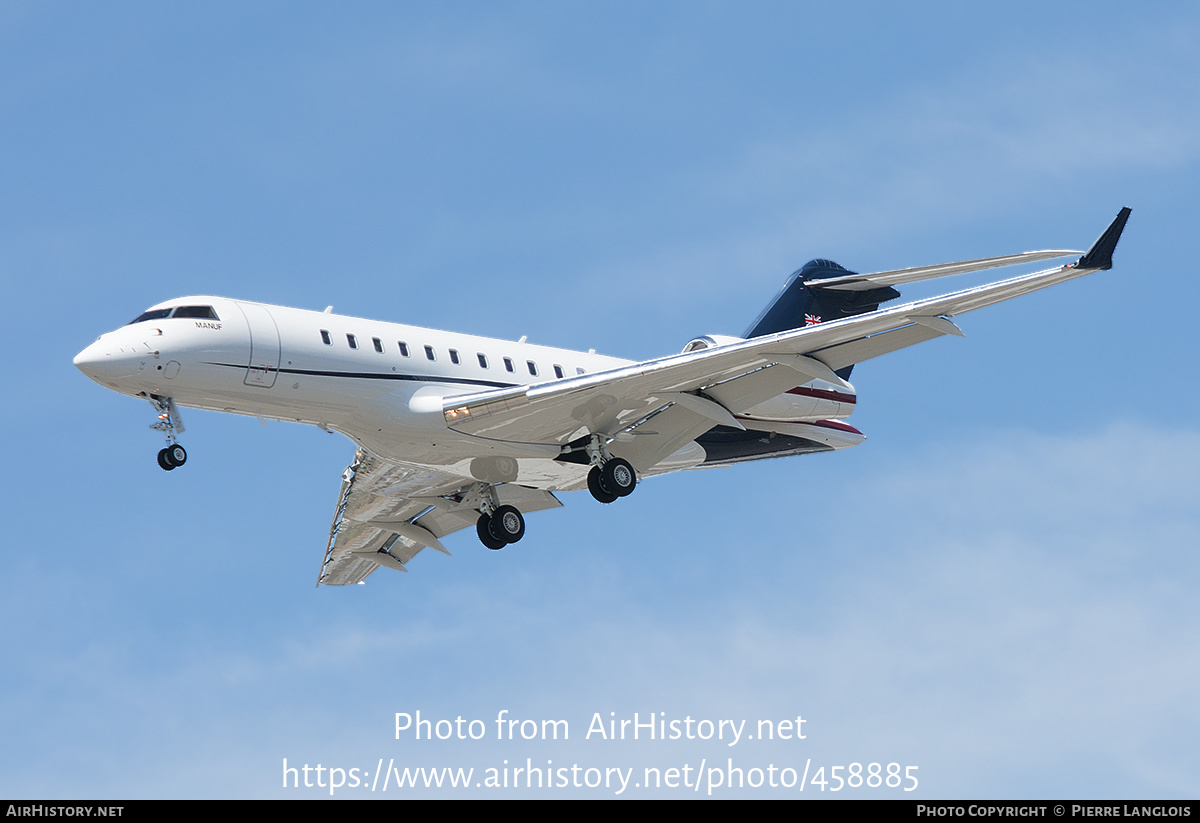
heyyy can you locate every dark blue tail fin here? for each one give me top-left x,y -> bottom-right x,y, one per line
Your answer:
744,260 -> 901,380
1076,207 -> 1131,271
744,259 -> 900,338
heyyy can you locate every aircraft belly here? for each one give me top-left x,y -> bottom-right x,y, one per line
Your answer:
335,438 -> 590,492
352,427 -> 585,490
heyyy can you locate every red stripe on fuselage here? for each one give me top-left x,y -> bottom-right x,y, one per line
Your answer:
808,419 -> 862,434
785,386 -> 857,404
733,415 -> 863,435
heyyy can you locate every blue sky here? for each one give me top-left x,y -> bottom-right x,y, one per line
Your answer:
3,1 -> 1199,798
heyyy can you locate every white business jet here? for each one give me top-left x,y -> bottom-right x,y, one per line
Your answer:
75,209 -> 1130,585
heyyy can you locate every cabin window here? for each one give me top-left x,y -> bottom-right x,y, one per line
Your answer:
553,365 -> 564,379
503,357 -> 515,373
425,345 -> 435,361
398,341 -> 410,357
347,334 -> 358,349
372,337 -> 383,353
449,349 -> 461,365
173,305 -> 219,320
477,353 -> 488,368
576,367 -> 586,375
320,330 -> 332,345
527,361 -> 538,376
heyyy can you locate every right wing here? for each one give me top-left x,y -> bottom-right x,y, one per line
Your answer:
442,209 -> 1131,471
317,448 -> 561,585
319,209 -> 1130,582
807,249 -> 1082,291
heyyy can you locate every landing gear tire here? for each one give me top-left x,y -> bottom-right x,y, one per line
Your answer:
157,444 -> 187,471
477,514 -> 507,550
602,457 -> 636,498
489,505 -> 525,544
587,466 -> 618,504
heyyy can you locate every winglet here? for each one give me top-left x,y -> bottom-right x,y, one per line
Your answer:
1076,207 -> 1131,271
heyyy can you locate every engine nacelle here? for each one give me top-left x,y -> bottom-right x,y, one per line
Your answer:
682,335 -> 856,422
682,334 -> 746,353
740,383 -> 856,422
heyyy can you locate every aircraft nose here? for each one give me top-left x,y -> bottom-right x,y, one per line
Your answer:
74,340 -> 107,381
74,338 -> 138,386
74,340 -> 100,372
73,342 -> 95,369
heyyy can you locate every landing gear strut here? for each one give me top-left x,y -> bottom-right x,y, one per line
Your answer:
149,395 -> 186,471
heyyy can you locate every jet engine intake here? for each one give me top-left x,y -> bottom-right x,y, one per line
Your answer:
682,334 -> 746,353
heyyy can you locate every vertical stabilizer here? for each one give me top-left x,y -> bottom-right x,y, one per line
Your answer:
1075,207 -> 1131,271
745,259 -> 901,338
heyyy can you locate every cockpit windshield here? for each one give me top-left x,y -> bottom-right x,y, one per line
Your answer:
173,306 -> 219,319
128,305 -> 219,325
128,308 -> 173,325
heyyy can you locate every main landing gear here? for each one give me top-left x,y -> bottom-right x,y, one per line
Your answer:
148,395 -> 187,471
469,484 -> 526,550
587,458 -> 636,503
583,435 -> 637,504
477,505 -> 525,550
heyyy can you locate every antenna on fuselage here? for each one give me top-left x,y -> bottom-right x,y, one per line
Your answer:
323,306 -> 333,313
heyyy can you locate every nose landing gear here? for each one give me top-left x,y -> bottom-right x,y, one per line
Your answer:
148,395 -> 187,471
157,443 -> 187,471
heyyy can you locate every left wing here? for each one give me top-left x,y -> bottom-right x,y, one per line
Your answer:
443,209 -> 1131,470
317,448 -> 561,585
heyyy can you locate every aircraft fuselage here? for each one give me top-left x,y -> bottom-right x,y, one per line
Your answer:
74,296 -> 859,490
